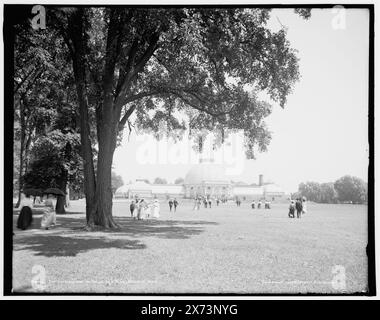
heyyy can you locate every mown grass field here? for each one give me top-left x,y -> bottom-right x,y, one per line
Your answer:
12,200 -> 368,294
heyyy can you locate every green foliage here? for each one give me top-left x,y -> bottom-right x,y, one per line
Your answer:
174,177 -> 184,185
153,177 -> 168,184
334,175 -> 367,204
298,176 -> 367,204
111,171 -> 124,193
14,20 -> 85,195
23,155 -> 67,190
15,7 -> 312,222
47,7 -> 306,158
24,129 -> 83,192
298,181 -> 323,202
294,8 -> 312,20
320,182 -> 338,204
127,8 -> 302,157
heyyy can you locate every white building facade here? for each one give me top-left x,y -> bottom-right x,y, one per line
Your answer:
115,160 -> 287,202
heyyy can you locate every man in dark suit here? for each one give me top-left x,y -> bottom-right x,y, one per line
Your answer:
295,198 -> 303,218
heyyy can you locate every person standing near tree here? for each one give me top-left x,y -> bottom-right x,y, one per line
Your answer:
17,193 -> 34,230
288,200 -> 295,218
130,200 -> 136,217
41,194 -> 57,229
197,197 -> 202,210
137,198 -> 148,220
151,199 -> 160,218
173,198 -> 179,212
295,198 -> 303,219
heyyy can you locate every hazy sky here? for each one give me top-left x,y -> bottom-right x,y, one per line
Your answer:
113,8 -> 369,192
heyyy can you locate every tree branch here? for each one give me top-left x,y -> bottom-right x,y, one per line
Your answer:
169,89 -> 230,118
14,67 -> 38,94
102,9 -> 124,99
114,38 -> 139,98
118,104 -> 136,131
114,33 -> 160,110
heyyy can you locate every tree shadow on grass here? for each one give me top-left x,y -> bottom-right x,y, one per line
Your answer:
14,234 -> 146,257
13,213 -> 218,257
108,217 -> 218,240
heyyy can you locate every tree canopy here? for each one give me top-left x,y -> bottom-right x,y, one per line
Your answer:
14,6 -> 311,227
334,175 -> 367,204
154,177 -> 168,185
174,177 -> 185,185
297,176 -> 367,204
111,172 -> 124,193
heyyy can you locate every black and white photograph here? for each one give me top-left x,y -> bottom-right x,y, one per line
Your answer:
2,1 -> 375,297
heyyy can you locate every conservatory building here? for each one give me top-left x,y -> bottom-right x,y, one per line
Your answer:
115,159 -> 287,201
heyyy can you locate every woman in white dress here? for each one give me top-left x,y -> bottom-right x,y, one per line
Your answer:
137,199 -> 148,220
302,197 -> 307,214
151,199 -> 160,218
41,195 -> 57,229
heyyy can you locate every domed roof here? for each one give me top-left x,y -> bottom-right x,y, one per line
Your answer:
115,179 -> 151,194
115,185 -> 130,194
184,160 -> 230,185
129,179 -> 151,190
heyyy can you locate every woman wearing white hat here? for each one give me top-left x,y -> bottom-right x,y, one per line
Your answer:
151,199 -> 160,218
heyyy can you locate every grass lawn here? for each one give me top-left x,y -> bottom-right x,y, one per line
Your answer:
12,200 -> 368,294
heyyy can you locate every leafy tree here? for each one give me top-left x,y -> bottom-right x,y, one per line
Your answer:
23,130 -> 82,213
298,177 -> 366,204
13,22 -> 62,206
111,172 -> 124,194
153,177 -> 168,184
320,182 -> 338,204
19,6 -> 311,228
334,175 -> 367,204
174,177 -> 184,185
298,181 -> 322,202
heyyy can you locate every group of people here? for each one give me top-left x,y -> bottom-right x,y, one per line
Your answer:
192,196 -> 218,210
16,193 -> 58,230
168,198 -> 179,212
129,198 -> 160,220
288,197 -> 307,218
250,200 -> 271,209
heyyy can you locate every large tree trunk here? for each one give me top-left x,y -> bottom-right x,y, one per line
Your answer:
56,195 -> 66,214
92,148 -> 118,228
68,8 -> 97,224
90,104 -> 119,228
76,78 -> 97,222
16,98 -> 25,208
55,178 -> 67,214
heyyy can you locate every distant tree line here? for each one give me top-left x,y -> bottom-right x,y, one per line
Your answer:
293,175 -> 367,204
